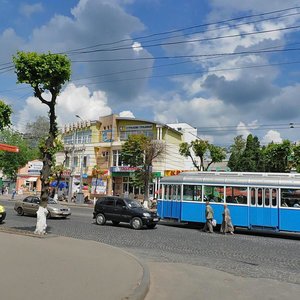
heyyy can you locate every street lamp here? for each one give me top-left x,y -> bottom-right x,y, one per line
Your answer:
75,114 -> 85,203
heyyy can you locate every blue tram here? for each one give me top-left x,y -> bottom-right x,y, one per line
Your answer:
157,172 -> 300,233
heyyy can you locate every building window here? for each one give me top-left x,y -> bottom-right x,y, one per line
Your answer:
113,150 -> 124,166
74,156 -> 78,167
65,157 -> 70,167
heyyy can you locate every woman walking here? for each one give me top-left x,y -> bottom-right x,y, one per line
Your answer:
220,204 -> 234,235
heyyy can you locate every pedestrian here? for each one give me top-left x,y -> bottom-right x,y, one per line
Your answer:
5,186 -> 8,195
202,201 -> 214,233
220,204 -> 234,235
11,188 -> 17,200
1,186 -> 4,195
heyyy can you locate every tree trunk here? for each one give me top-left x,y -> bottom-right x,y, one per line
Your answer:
36,98 -> 57,234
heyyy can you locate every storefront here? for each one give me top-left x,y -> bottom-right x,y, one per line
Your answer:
16,160 -> 43,194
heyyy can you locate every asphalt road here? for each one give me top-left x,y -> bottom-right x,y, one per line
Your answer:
1,199 -> 300,285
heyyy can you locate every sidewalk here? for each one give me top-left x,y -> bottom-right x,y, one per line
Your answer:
0,230 -> 148,300
145,262 -> 300,300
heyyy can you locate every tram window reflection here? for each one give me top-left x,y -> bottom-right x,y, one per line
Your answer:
257,188 -> 263,206
164,185 -> 169,200
204,186 -> 224,203
226,186 -> 248,205
272,189 -> 277,207
183,185 -> 202,201
177,185 -> 181,200
250,188 -> 256,205
265,189 -> 270,206
281,189 -> 300,208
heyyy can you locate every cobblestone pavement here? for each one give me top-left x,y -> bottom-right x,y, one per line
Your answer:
2,200 -> 300,285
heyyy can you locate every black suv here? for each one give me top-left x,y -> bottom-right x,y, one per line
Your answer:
93,196 -> 160,230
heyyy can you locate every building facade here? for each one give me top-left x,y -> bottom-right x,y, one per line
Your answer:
56,114 -> 185,199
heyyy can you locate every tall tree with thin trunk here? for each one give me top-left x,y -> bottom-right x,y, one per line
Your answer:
13,51 -> 71,222
121,135 -> 165,206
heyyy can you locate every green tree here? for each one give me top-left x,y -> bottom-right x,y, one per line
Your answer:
263,140 -> 292,172
179,139 -> 225,171
228,135 -> 246,171
291,144 -> 300,172
121,135 -> 165,204
0,100 -> 12,130
238,134 -> 262,172
13,51 -> 71,210
0,129 -> 38,179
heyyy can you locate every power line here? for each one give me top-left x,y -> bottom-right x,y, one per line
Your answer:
68,24 -> 300,55
64,6 -> 300,54
70,59 -> 300,86
71,46 -> 300,63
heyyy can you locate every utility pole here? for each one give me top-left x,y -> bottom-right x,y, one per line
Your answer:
75,114 -> 85,203
67,128 -> 76,202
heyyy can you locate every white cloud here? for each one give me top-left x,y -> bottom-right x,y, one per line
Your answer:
7,0 -> 153,102
19,3 -> 43,18
15,83 -> 112,131
132,41 -> 143,53
119,110 -> 135,118
262,130 -> 283,144
236,122 -> 252,138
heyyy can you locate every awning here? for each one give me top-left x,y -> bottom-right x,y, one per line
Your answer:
26,177 -> 38,182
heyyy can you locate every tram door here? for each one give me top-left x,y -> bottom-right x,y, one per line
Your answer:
164,185 -> 181,219
250,188 -> 279,229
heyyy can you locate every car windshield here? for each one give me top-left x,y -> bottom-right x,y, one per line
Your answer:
48,198 -> 58,204
124,198 -> 142,208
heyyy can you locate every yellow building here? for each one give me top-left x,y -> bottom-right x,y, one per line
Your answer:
56,114 -> 184,199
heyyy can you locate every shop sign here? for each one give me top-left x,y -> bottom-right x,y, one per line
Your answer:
91,178 -> 107,194
119,124 -> 153,131
110,166 -> 138,172
164,170 -> 182,176
28,161 -> 43,175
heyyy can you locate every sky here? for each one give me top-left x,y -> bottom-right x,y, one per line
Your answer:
1,0 -> 300,147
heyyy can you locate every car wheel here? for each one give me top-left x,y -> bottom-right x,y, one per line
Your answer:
131,217 -> 143,230
96,213 -> 106,225
146,224 -> 157,229
17,207 -> 24,216
112,221 -> 120,226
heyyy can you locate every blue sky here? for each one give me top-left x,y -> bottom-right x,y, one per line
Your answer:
1,0 -> 300,147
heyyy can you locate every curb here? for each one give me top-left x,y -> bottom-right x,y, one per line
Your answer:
99,243 -> 150,300
0,226 -> 46,238
122,253 -> 150,300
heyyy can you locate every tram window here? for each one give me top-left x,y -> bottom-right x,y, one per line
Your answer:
183,185 -> 193,201
226,186 -> 247,205
250,188 -> 256,205
169,185 -> 175,200
257,188 -> 263,206
177,185 -> 181,200
271,189 -> 277,207
194,185 -> 202,201
281,189 -> 300,208
204,185 -> 224,203
264,189 -> 270,206
183,185 -> 202,201
164,185 -> 169,200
